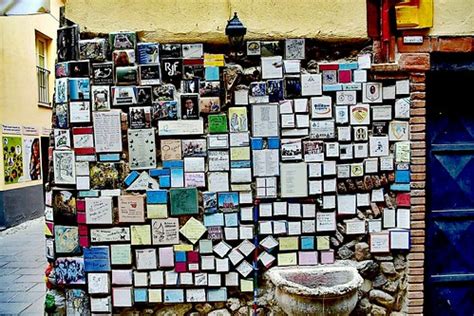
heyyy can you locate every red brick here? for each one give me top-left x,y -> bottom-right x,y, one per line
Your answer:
411,158 -> 425,165
407,298 -> 424,307
411,149 -> 426,157
411,181 -> 425,189
399,53 -> 430,71
408,275 -> 424,283
411,189 -> 425,197
408,260 -> 424,268
371,64 -> 401,73
411,100 -> 426,108
410,83 -> 426,92
411,205 -> 425,213
408,291 -> 424,299
411,108 -> 426,116
411,229 -> 425,237
410,244 -> 425,253
411,124 -> 426,132
410,117 -> 426,124
410,141 -> 426,149
411,221 -> 425,229
411,91 -> 426,100
411,213 -> 425,221
409,73 -> 426,83
411,165 -> 426,173
411,173 -> 426,180
412,236 -> 425,244
408,284 -> 424,292
408,253 -> 425,260
410,133 -> 426,141
433,37 -> 473,53
408,267 -> 424,275
411,196 -> 426,205
372,73 -> 408,81
408,306 -> 424,314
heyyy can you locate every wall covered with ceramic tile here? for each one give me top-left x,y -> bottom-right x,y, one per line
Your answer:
45,26 -> 413,315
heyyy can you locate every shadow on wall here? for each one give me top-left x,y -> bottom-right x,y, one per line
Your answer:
0,184 -> 44,229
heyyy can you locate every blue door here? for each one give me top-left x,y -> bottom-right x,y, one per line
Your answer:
426,67 -> 474,315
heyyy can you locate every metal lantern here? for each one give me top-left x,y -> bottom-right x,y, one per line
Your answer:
225,12 -> 247,51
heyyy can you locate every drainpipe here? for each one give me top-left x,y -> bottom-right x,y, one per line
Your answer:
381,0 -> 392,62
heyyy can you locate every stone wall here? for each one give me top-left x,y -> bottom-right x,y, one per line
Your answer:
45,27 -> 421,315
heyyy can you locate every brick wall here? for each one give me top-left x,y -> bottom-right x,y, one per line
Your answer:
372,50 -> 430,315
407,68 -> 427,316
395,37 -> 473,315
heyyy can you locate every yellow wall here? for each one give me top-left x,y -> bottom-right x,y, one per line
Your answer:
64,0 -> 368,43
0,0 -> 62,190
430,0 -> 474,36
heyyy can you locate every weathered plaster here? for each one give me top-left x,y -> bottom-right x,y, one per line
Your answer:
64,0 -> 368,43
430,0 -> 474,36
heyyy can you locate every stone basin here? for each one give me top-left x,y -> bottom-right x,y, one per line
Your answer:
267,265 -> 363,316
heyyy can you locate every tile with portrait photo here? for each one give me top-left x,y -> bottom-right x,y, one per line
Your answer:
180,94 -> 200,119
139,64 -> 161,85
181,78 -> 200,94
183,59 -> 205,79
160,44 -> 182,59
199,81 -> 220,97
199,97 -> 221,114
136,86 -> 152,106
260,41 -> 283,57
151,101 -> 178,123
152,84 -> 175,102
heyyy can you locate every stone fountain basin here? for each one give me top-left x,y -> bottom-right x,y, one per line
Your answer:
267,265 -> 363,316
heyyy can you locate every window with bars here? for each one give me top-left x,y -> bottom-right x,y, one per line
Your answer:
36,32 -> 51,106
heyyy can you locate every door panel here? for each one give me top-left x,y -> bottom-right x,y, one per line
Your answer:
426,70 -> 474,315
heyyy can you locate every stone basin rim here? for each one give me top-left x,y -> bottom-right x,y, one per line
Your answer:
267,265 -> 363,297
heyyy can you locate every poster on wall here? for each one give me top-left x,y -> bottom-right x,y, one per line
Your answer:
21,137 -> 41,181
2,136 -> 24,184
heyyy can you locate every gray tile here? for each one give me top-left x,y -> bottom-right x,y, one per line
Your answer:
20,301 -> 44,316
0,292 -> 19,303
9,290 -> 44,303
0,268 -> 20,276
0,302 -> 31,315
0,219 -> 46,313
0,282 -> 36,292
15,274 -> 44,283
0,250 -> 21,256
3,256 -> 42,263
2,261 -> 44,268
0,274 -> 21,282
15,268 -> 44,275
27,283 -> 46,292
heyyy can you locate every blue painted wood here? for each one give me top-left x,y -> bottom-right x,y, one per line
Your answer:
426,71 -> 474,315
431,54 -> 474,72
431,209 -> 474,218
431,274 -> 474,283
432,144 -> 474,152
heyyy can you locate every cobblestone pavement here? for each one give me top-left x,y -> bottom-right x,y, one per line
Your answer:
0,217 -> 46,315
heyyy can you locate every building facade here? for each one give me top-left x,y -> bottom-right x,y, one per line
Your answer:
0,0 -> 63,228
